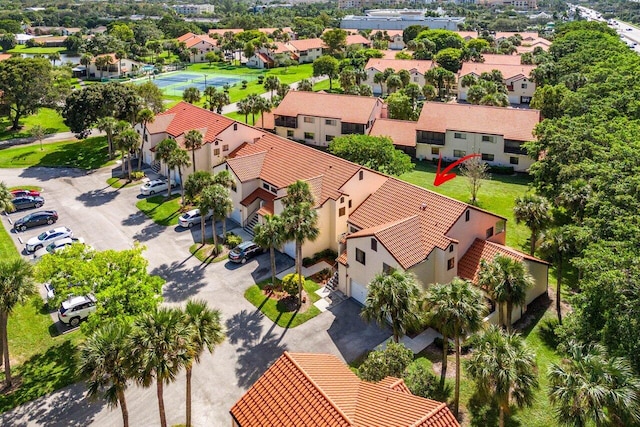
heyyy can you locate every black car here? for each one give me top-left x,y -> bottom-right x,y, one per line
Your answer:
229,241 -> 264,264
13,210 -> 58,231
12,196 -> 44,211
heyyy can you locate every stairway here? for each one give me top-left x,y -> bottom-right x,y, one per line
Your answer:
150,161 -> 161,174
325,271 -> 338,291
243,212 -> 259,235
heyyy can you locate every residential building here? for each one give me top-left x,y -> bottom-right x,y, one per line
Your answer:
364,58 -> 435,95
368,118 -> 417,156
372,29 -> 406,50
341,10 -> 465,31
176,32 -> 218,62
172,4 -> 215,15
209,27 -> 295,39
270,91 -> 385,147
284,38 -> 325,63
479,53 -> 524,65
458,62 -> 537,105
415,102 -> 540,172
88,53 -> 142,79
246,42 -> 294,69
230,351 -> 460,427
346,34 -> 372,49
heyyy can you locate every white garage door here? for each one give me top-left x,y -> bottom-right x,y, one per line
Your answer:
350,279 -> 368,305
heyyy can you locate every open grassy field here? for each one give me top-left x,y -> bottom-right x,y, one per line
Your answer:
0,108 -> 70,141
7,45 -> 66,55
0,137 -> 112,170
136,193 -> 183,226
245,279 -> 322,328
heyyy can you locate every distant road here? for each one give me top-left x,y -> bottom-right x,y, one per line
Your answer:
572,4 -> 640,53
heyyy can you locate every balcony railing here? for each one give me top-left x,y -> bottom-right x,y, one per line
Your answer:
274,116 -> 297,128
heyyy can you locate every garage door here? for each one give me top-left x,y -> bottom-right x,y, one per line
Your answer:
350,279 -> 368,305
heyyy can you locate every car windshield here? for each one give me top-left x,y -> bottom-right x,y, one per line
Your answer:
46,243 -> 56,253
37,232 -> 48,241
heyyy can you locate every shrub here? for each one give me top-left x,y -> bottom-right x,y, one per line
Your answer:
358,343 -> 413,382
241,80 -> 248,89
130,171 -> 145,180
281,273 -> 305,297
489,165 -> 515,175
404,363 -> 440,399
226,233 -> 242,249
257,76 -> 264,84
302,257 -> 314,268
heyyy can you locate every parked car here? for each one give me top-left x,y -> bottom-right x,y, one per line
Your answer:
25,226 -> 73,253
33,237 -> 85,260
140,179 -> 177,196
12,196 -> 44,211
229,241 -> 264,264
13,210 -> 58,231
178,208 -> 213,228
11,189 -> 41,198
57,294 -> 97,327
44,283 -> 55,303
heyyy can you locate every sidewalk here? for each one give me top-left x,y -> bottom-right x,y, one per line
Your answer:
0,129 -> 104,149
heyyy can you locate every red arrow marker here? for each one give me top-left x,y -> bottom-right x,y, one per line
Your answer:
433,153 -> 482,186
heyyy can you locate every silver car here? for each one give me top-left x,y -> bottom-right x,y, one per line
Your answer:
25,227 -> 73,253
178,209 -> 213,228
33,237 -> 85,260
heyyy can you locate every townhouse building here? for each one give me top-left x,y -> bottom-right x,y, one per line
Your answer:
458,62 -> 537,105
284,38 -> 325,64
364,58 -> 435,95
176,32 -> 218,63
88,53 -> 142,79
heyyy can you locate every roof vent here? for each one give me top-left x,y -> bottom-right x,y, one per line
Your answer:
420,203 -> 427,211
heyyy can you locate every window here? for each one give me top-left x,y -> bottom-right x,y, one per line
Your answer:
371,238 -> 377,251
358,170 -> 364,180
340,197 -> 344,203
303,117 -> 315,123
339,207 -> 346,217
482,135 -> 496,143
454,132 -> 466,139
304,132 -> 315,140
453,149 -> 466,158
522,83 -> 528,89
223,144 -> 229,151
348,200 -> 352,208
270,186 -> 277,193
447,258 -> 455,270
496,220 -> 506,234
383,263 -> 395,274
233,123 -> 238,130
504,140 -> 526,155
413,76 -> 419,82
486,227 -> 494,238
465,210 -> 470,221
213,148 -> 220,156
325,119 -> 336,126
481,153 -> 495,161
356,248 -> 366,265
326,135 -> 334,142
449,244 -> 454,253
510,156 -> 519,165
263,183 -> 270,190
287,130 -> 294,138
417,131 -> 445,145
431,147 -> 440,156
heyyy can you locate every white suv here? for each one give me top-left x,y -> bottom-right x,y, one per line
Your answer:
25,227 -> 73,253
58,294 -> 97,327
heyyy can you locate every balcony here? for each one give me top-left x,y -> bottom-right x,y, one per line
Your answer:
274,115 -> 297,128
341,122 -> 365,135
416,131 -> 445,146
504,139 -> 527,155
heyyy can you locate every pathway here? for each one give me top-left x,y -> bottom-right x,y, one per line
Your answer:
0,129 -> 104,149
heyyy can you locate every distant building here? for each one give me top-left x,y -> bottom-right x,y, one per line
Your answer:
172,4 -> 215,15
341,9 -> 464,31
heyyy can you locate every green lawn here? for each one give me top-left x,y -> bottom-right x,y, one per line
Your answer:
106,177 -> 141,189
136,194 -> 183,226
0,137 -> 113,170
399,161 -> 532,251
0,108 -> 70,141
7,45 -> 66,55
313,79 -> 342,92
245,279 -> 322,328
189,242 -> 229,263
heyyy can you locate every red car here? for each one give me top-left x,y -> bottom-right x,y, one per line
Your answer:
11,189 -> 41,198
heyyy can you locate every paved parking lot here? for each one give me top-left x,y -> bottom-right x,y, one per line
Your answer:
0,166 -> 390,427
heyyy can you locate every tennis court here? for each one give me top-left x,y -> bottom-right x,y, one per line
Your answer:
141,71 -> 249,95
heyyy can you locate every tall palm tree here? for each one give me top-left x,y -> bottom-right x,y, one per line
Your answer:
116,129 -> 141,180
385,74 -> 403,94
236,99 -> 251,124
137,109 -> 155,170
211,91 -> 230,114
264,76 -> 280,99
197,184 -> 219,246
423,278 -> 486,416
513,194 -> 552,255
465,325 -> 538,427
281,181 -> 319,306
114,120 -> 132,177
167,147 -> 191,205
96,116 -> 118,160
182,300 -> 225,427
184,130 -> 203,174
297,78 -> 313,92
79,321 -> 133,427
253,214 -> 285,286
155,138 -> 178,198
95,55 -> 114,80
477,255 -> 533,331
245,94 -> 261,125
213,170 -> 235,237
115,50 -> 126,77
203,86 -> 217,111
130,308 -> 193,427
373,72 -> 386,96
361,270 -> 421,344
0,182 -> 15,213
539,227 -> 572,325
0,258 -> 35,387
48,52 -> 60,66
548,341 -> 640,427
254,97 -> 271,129
209,184 -> 232,251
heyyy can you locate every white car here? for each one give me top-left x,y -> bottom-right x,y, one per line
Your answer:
140,179 -> 177,196
33,237 -> 85,260
57,294 -> 97,327
25,227 -> 73,253
178,209 -> 213,228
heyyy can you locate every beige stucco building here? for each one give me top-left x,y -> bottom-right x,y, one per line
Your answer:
364,58 -> 435,96
458,62 -> 537,105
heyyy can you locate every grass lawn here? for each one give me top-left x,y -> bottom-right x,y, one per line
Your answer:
136,194 -> 182,226
106,177 -> 142,189
399,160 -> 532,250
0,108 -> 70,141
189,242 -> 229,263
8,185 -> 42,192
7,45 -> 66,55
0,137 -> 113,170
245,279 -> 322,328
313,79 -> 342,92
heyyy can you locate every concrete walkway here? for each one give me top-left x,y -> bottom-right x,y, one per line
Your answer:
375,328 -> 443,355
276,260 -> 333,280
0,129 -> 104,149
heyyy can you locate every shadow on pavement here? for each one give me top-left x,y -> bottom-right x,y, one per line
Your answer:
75,187 -> 119,208
132,222 -> 166,242
121,211 -> 147,227
152,259 -> 208,302
18,167 -> 88,182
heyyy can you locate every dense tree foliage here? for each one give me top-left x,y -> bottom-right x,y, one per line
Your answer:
328,135 -> 414,176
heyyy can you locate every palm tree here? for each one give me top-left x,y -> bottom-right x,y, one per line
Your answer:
137,109 -> 155,170
281,181 -> 319,306
386,74 -> 403,94
182,87 -> 201,104
115,50 -> 126,77
48,52 -> 60,66
0,258 -> 35,387
236,99 -> 251,123
253,214 -> 285,286
423,278 -> 486,416
130,308 -> 193,427
245,94 -> 261,125
361,270 -> 421,344
513,194 -> 552,255
0,182 -> 15,213
116,129 -> 141,180
96,116 -> 118,160
95,55 -> 114,80
264,76 -> 280,99
80,53 -> 93,77
297,78 -> 313,92
466,326 -> 538,427
477,255 -> 533,331
79,321 -> 133,427
114,120 -> 132,177
539,227 -> 572,325
210,184 -> 232,250
182,300 -> 225,427
155,138 -> 178,198
184,129 -> 203,174
548,341 -> 640,427
211,91 -> 230,114
203,86 -> 217,112
167,148 -> 191,205
373,72 -> 386,96
213,170 -> 235,237
254,97 -> 271,129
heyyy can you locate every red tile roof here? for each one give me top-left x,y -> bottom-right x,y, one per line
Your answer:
365,58 -> 434,75
458,62 -> 536,80
241,188 -> 275,215
337,251 -> 348,265
230,352 -> 459,427
368,118 -> 417,148
458,238 -> 548,283
287,38 -> 324,51
416,102 -> 540,142
477,54 -> 523,65
208,28 -> 243,37
273,91 -> 382,125
346,34 -> 371,46
0,53 -> 12,62
226,150 -> 266,182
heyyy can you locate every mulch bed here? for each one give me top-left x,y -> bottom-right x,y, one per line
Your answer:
262,284 -> 312,313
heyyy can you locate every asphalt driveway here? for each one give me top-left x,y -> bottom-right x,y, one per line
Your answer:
0,166 -> 391,427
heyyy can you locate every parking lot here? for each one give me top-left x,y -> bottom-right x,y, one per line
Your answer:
0,165 -> 391,426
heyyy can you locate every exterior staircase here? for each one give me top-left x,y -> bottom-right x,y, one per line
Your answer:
243,212 -> 259,235
325,271 -> 338,291
150,160 -> 161,174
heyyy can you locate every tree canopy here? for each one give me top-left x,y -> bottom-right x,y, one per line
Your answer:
328,135 -> 414,176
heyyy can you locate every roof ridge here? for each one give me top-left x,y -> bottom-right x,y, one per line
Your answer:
284,352 -> 354,425
410,402 -> 451,427
483,239 -> 549,264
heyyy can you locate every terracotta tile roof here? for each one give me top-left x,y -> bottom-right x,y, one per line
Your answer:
458,238 -> 549,283
365,58 -> 434,75
208,28 -> 243,37
255,52 -> 273,64
258,112 -> 275,130
230,352 -> 459,427
456,31 -> 479,39
151,101 -> 235,144
379,49 -> 399,59
478,54 -> 523,65
287,38 -> 324,51
416,102 -> 540,142
346,34 -> 370,46
495,31 -> 540,41
177,32 -> 197,42
258,27 -> 293,35
458,62 -> 536,80
273,91 -> 382,125
184,35 -> 217,49
0,53 -> 12,62
378,376 -> 412,394
241,188 -> 275,216
337,251 -> 348,265
370,29 -> 404,38
226,133 -> 361,206
270,41 -> 292,54
369,118 -> 417,148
